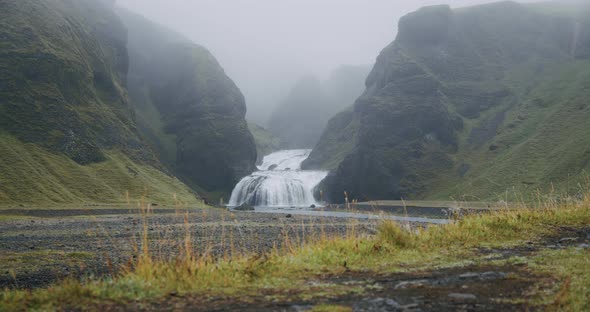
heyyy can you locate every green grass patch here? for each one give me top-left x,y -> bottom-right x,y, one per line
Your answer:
0,133 -> 203,208
311,304 -> 352,312
530,248 -> 590,311
0,215 -> 40,222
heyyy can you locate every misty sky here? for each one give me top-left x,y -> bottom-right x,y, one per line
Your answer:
117,0 -> 540,125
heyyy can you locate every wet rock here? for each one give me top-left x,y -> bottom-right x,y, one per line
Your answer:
310,204 -> 316,208
458,272 -> 480,279
354,297 -> 402,311
285,214 -> 293,218
394,279 -> 428,289
559,237 -> 578,243
400,303 -> 421,311
234,204 -> 255,211
481,272 -> 506,279
290,305 -> 312,312
458,271 -> 506,281
268,164 -> 278,171
448,293 -> 477,301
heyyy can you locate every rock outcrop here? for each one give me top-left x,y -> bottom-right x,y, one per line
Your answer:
0,0 -> 146,165
0,0 -> 200,205
118,8 -> 257,195
0,0 -> 256,205
309,1 -> 590,202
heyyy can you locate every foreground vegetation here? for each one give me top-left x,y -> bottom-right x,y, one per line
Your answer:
1,191 -> 589,311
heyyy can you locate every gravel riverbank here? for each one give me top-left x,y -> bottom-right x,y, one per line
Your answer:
0,207 -> 380,289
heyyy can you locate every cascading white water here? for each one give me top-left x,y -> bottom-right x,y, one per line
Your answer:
229,150 -> 328,208
257,149 -> 310,171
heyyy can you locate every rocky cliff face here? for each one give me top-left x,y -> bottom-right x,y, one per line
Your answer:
0,0 -> 145,164
0,0 -> 199,205
311,1 -> 590,202
118,9 -> 257,195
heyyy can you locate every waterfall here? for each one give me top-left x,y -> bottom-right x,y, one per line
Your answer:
229,150 -> 328,207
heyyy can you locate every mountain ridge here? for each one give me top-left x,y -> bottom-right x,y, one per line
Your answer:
308,1 -> 590,203
0,0 -> 256,206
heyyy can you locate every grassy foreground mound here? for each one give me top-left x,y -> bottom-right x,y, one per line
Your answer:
2,193 -> 589,310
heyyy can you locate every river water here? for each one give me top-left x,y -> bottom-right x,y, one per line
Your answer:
228,150 -> 448,224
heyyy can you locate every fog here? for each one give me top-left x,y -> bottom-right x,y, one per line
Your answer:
117,0 -> 540,125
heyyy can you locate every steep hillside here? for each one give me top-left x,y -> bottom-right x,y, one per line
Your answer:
0,0 -> 140,164
0,0 -> 200,206
118,8 -> 257,197
308,1 -> 590,202
268,65 -> 370,148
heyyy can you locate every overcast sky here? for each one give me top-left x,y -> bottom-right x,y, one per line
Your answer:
117,0 -> 541,124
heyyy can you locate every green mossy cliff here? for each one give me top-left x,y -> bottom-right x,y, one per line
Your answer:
308,1 -> 590,202
0,0 -> 255,205
0,0 -> 145,165
118,8 -> 257,196
0,0 -> 196,206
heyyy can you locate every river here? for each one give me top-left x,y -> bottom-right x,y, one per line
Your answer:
228,150 -> 449,224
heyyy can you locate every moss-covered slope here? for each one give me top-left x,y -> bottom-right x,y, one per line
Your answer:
311,1 -> 590,202
118,8 -> 257,196
0,0 -> 145,164
0,0 -> 200,206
